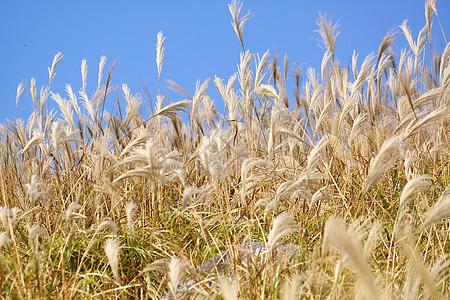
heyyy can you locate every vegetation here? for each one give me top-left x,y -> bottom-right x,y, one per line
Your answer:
0,0 -> 449,298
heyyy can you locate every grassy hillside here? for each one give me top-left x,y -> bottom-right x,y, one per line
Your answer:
0,0 -> 448,298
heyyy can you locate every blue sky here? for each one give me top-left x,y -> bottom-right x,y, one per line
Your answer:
0,0 -> 449,122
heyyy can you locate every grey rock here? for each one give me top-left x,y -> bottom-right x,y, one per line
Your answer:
162,242 -> 299,299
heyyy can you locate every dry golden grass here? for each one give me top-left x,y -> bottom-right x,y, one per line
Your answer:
0,0 -> 449,298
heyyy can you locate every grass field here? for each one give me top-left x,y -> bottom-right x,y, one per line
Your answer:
0,0 -> 449,298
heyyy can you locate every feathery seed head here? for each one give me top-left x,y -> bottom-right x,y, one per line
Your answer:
315,13 -> 340,59
0,232 -> 11,249
182,186 -> 202,210
24,175 -> 46,205
48,52 -> 63,86
267,213 -> 297,250
363,134 -> 404,195
399,175 -> 432,209
228,0 -> 253,51
126,201 -> 136,234
104,238 -> 122,284
65,202 -> 87,222
422,189 -> 450,229
156,31 -> 166,82
323,216 -> 379,299
168,257 -> 187,297
98,55 -> 107,88
0,207 -> 11,230
219,276 -> 239,300
98,220 -> 118,235
26,224 -> 49,241
81,59 -> 87,93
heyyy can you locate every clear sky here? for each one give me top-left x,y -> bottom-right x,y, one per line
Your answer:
0,0 -> 449,122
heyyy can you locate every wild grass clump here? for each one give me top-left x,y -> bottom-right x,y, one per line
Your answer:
0,0 -> 449,298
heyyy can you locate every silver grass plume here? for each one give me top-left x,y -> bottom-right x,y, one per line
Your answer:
190,78 -> 210,129
51,92 -> 76,130
254,50 -> 270,88
404,150 -> 415,181
349,113 -> 367,145
20,129 -> 44,156
97,55 -> 107,88
323,216 -> 379,299
256,84 -> 280,101
425,0 -> 437,43
241,158 -> 272,203
309,185 -> 331,207
238,50 -> 254,111
267,213 -> 297,250
399,20 -> 428,72
24,175 -> 46,205
363,134 -> 403,195
104,238 -> 122,284
141,257 -> 170,275
154,99 -> 191,119
118,127 -> 150,159
122,83 -> 143,125
98,220 -> 118,235
48,52 -> 63,86
167,79 -> 192,99
219,276 -> 239,300
168,257 -> 187,298
281,275 -> 303,300
9,207 -> 22,227
0,232 -> 11,249
399,175 -> 432,209
404,106 -> 449,139
156,31 -> 166,87
228,0 -> 252,51
397,225 -> 440,299
81,59 -> 87,93
429,255 -> 450,289
315,13 -> 340,60
402,262 -> 421,299
26,224 -> 49,241
16,82 -> 25,117
64,202 -> 87,222
0,207 -> 10,230
363,221 -> 382,258
126,201 -> 136,234
182,186 -> 202,210
305,136 -> 328,181
214,74 -> 239,126
50,120 -> 80,155
65,84 -> 81,120
422,189 -> 450,229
